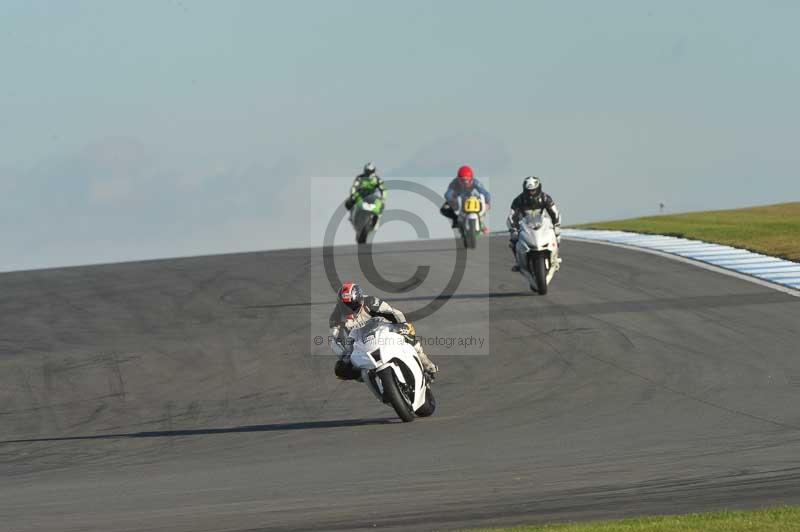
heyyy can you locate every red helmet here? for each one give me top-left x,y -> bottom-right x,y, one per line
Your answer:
457,165 -> 474,188
338,282 -> 364,311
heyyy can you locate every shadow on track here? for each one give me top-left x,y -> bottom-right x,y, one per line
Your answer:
321,245 -> 460,258
243,290 -> 533,309
245,290 -> 797,312
1,417 -> 394,445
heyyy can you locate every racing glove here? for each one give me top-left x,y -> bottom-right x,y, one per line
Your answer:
398,322 -> 416,338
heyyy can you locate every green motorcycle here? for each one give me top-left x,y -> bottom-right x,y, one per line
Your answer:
350,187 -> 385,244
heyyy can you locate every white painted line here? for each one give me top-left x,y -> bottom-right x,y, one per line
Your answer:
603,233 -> 661,239
614,239 -> 680,247
683,251 -> 753,258
682,247 -> 744,253
756,275 -> 800,282
733,268 -> 795,275
733,262 -> 800,268
628,241 -> 691,248
652,243 -> 731,252
757,276 -> 800,283
604,233 -> 656,239
757,271 -> 800,279
689,256 -> 757,262
712,258 -> 782,266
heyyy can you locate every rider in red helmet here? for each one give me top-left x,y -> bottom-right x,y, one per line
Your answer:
329,282 -> 438,380
457,165 -> 474,184
440,165 -> 492,228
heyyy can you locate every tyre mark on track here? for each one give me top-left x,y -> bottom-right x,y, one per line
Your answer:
547,305 -> 800,431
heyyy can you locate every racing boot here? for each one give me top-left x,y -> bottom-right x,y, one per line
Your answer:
440,202 -> 460,229
414,342 -> 438,378
510,239 -> 520,271
334,358 -> 363,381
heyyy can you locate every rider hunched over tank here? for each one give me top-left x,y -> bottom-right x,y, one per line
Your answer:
328,282 -> 438,422
439,165 -> 492,248
507,176 -> 563,293
344,162 -> 386,244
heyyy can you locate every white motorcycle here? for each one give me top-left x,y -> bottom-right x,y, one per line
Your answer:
347,318 -> 435,422
515,209 -> 561,294
456,190 -> 488,249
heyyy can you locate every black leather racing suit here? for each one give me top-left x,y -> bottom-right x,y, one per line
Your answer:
506,191 -> 562,260
328,296 -> 436,379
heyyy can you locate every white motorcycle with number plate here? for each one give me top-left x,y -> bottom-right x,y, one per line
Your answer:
515,209 -> 561,294
347,318 -> 435,422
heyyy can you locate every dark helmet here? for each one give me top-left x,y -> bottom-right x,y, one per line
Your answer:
338,282 -> 364,311
362,162 -> 377,176
523,176 -> 542,198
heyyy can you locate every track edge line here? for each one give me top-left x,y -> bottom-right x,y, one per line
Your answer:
564,236 -> 800,299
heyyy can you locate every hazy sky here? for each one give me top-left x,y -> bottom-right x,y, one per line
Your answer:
2,1 -> 799,271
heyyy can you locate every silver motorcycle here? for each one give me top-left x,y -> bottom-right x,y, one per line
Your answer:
515,209 -> 561,294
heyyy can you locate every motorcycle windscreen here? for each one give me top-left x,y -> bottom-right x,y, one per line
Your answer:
522,208 -> 547,229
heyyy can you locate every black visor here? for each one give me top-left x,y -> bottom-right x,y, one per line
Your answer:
342,299 -> 361,311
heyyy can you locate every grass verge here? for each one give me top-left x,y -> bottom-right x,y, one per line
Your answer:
575,202 -> 800,262
468,506 -> 800,532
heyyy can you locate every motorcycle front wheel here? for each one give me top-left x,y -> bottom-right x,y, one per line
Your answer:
529,253 -> 549,295
379,369 -> 415,422
464,219 -> 477,249
356,227 -> 368,244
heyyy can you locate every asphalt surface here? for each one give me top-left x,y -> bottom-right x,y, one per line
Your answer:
2,236 -> 800,532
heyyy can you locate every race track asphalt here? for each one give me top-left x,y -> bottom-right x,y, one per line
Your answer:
1,235 -> 799,532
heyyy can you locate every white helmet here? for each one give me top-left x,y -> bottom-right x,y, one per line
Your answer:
363,162 -> 377,176
523,176 -> 541,195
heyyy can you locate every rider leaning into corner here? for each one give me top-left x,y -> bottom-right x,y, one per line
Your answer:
344,162 -> 386,211
329,282 -> 438,380
507,176 -> 562,272
439,165 -> 492,231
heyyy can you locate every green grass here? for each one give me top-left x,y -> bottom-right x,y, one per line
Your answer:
575,202 -> 800,262
468,506 -> 800,532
